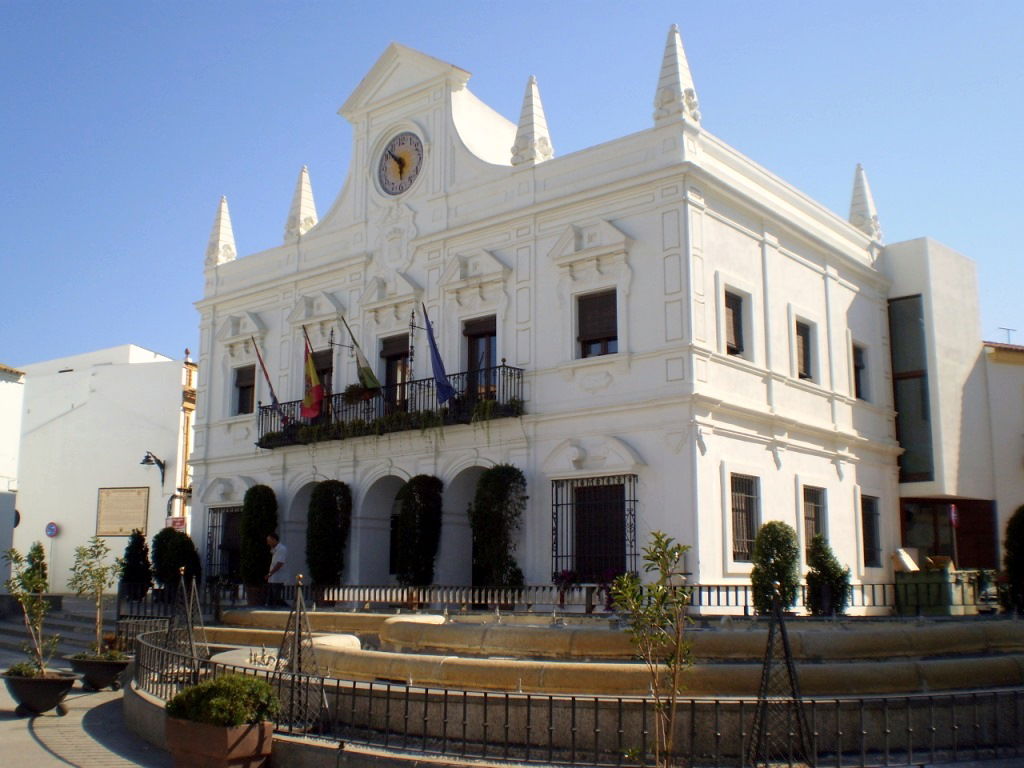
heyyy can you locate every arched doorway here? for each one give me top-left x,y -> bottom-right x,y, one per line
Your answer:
436,466 -> 486,585
282,482 -> 317,586
352,475 -> 405,584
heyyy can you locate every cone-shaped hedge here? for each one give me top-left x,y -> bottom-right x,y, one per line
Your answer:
393,475 -> 443,586
469,464 -> 526,587
240,484 -> 278,587
750,521 -> 800,614
306,480 -> 352,586
805,534 -> 850,616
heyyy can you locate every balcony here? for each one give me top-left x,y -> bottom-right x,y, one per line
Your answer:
256,364 -> 524,449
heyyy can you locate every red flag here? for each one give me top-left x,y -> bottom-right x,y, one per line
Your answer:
300,328 -> 323,419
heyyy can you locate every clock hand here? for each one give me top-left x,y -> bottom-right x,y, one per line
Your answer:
388,150 -> 405,177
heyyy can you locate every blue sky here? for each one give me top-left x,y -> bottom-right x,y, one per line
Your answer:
2,2 -> 1021,367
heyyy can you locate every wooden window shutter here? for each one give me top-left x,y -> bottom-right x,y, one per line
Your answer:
380,335 -> 409,358
725,292 -> 743,354
796,322 -> 812,378
463,315 -> 497,337
577,291 -> 617,342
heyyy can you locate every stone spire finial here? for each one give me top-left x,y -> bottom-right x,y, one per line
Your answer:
284,165 -> 318,243
510,75 -> 554,166
849,163 -> 883,241
653,24 -> 701,127
204,196 -> 236,267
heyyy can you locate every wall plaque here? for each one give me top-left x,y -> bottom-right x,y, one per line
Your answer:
97,487 -> 149,536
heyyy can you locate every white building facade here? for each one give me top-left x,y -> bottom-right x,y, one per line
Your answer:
191,29 -> 1009,597
14,345 -> 196,592
0,363 -> 24,587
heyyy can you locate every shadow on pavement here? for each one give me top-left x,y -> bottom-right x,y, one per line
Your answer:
81,698 -> 173,767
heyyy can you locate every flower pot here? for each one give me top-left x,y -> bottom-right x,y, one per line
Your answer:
165,717 -> 274,768
66,656 -> 131,691
3,671 -> 78,716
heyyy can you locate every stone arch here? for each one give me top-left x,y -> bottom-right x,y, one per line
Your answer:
352,474 -> 406,584
436,465 -> 488,585
280,481 -> 319,586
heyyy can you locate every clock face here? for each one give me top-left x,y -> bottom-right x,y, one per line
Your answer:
377,132 -> 423,195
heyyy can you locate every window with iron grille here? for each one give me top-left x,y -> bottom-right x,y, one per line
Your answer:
552,475 -> 637,581
803,485 -> 826,558
577,290 -> 618,358
731,474 -> 759,562
233,365 -> 255,415
852,343 -> 868,401
861,495 -> 881,568
206,505 -> 243,583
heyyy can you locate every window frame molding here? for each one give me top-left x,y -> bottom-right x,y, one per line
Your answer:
856,487 -> 885,575
715,271 -> 758,364
787,304 -> 821,384
720,460 -> 763,574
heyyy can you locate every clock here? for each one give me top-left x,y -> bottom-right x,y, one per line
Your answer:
377,132 -> 424,195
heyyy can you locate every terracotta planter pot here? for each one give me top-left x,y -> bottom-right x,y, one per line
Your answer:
66,656 -> 131,690
3,671 -> 78,716
165,717 -> 274,768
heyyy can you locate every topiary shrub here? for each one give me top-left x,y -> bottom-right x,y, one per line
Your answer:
119,528 -> 153,600
306,480 -> 352,587
805,534 -> 850,616
1004,504 -> 1024,612
393,475 -> 443,586
151,528 -> 202,594
750,521 -> 800,614
166,673 -> 280,726
468,464 -> 527,587
240,484 -> 278,587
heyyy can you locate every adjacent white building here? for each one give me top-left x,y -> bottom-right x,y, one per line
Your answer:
190,27 -> 1014,598
0,363 -> 24,587
14,345 -> 196,592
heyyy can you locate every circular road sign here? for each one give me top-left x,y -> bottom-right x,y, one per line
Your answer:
45,521 -> 59,538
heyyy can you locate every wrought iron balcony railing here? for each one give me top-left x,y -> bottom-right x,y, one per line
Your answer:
256,363 -> 524,449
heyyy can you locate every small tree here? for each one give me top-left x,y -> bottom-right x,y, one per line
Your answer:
151,528 -> 202,594
67,536 -> 121,655
26,541 -> 49,593
750,521 -> 800,614
394,475 -> 443,586
240,485 -> 278,587
611,531 -> 692,768
4,545 -> 58,675
306,480 -> 352,587
805,534 -> 850,616
469,464 -> 527,587
120,528 -> 153,599
1004,504 -> 1024,612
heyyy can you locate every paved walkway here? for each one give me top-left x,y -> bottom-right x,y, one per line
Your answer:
0,650 -> 171,768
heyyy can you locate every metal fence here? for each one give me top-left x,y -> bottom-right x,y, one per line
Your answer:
134,628 -> 1024,767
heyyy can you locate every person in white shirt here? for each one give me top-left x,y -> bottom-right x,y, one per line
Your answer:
265,532 -> 288,607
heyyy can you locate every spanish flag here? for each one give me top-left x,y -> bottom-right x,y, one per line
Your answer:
300,327 -> 323,419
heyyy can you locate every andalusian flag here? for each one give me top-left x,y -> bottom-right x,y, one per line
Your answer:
300,327 -> 323,419
339,314 -> 381,390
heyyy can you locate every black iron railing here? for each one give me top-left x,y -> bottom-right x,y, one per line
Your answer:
256,363 -> 524,448
134,628 -> 1024,766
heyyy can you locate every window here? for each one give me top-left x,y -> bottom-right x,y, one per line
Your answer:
380,335 -> 409,409
724,291 -> 745,356
795,321 -> 813,380
803,486 -> 826,558
577,290 -> 618,358
730,474 -> 759,562
888,295 -> 934,482
861,495 -> 881,568
464,315 -> 497,398
233,365 -> 255,415
552,475 -> 637,581
205,506 -> 243,583
852,344 -> 868,401
312,348 -> 333,397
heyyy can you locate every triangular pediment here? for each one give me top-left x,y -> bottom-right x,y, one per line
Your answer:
439,248 -> 510,286
360,270 -> 422,310
340,43 -> 470,121
286,291 -> 346,325
548,219 -> 632,265
542,436 -> 645,478
216,311 -> 266,344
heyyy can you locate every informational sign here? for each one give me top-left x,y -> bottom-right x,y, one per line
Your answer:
165,516 -> 187,532
97,487 -> 149,536
45,521 -> 59,538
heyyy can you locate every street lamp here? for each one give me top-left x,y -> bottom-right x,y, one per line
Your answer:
140,451 -> 166,486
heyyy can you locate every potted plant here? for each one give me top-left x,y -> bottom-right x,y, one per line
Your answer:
165,673 -> 279,768
2,545 -> 77,716
342,382 -> 373,404
66,536 -> 130,691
